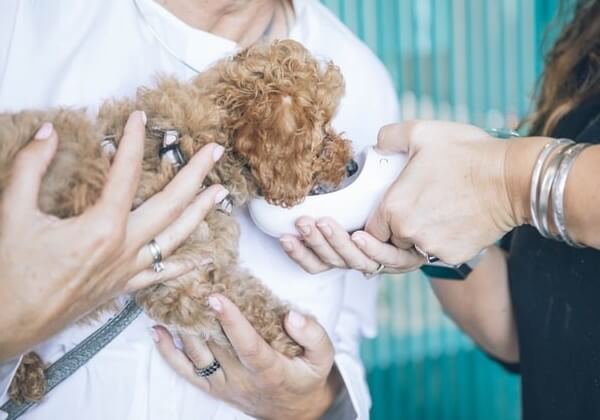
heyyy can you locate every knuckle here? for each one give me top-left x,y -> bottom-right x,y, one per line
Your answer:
417,235 -> 435,254
394,221 -> 415,240
89,215 -> 125,254
380,199 -> 403,228
238,341 -> 261,361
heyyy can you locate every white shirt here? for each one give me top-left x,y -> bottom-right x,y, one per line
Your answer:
0,1 -> 399,419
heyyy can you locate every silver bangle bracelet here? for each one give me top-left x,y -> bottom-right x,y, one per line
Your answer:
537,143 -> 575,239
551,143 -> 592,247
529,139 -> 573,234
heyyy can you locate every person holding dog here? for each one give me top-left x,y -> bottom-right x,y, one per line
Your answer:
285,1 -> 600,419
0,0 -> 398,419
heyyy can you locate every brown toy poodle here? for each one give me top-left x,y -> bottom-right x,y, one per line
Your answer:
1,39 -> 354,403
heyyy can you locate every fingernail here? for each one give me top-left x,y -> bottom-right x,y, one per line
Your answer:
297,224 -> 311,236
352,233 -> 366,248
280,238 -> 293,252
213,145 -> 225,162
150,326 -> 160,343
140,111 -> 147,125
35,122 -> 53,140
288,311 -> 306,329
208,295 -> 222,312
214,188 -> 229,204
317,222 -> 333,237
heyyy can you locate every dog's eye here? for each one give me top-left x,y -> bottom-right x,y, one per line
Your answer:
346,159 -> 359,177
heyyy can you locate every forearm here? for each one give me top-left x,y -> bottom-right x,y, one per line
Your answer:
430,246 -> 519,362
506,138 -> 600,249
0,289 -> 75,361
563,145 -> 600,248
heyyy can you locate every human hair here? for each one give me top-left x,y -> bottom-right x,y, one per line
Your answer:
529,0 -> 600,135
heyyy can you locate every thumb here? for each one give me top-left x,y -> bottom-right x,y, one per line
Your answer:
6,123 -> 59,213
376,121 -> 419,154
284,311 -> 333,373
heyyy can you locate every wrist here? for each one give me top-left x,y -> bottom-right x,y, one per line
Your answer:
504,137 -> 553,227
298,366 -> 343,420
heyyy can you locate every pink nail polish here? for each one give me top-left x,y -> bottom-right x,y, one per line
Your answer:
212,145 -> 225,162
208,295 -> 223,312
288,311 -> 306,329
35,122 -> 53,141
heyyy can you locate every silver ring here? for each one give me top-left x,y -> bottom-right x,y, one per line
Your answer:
194,359 -> 221,378
147,239 -> 164,273
413,245 -> 438,264
364,263 -> 385,279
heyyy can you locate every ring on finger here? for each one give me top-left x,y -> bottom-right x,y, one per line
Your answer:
147,239 -> 165,273
364,263 -> 385,279
413,244 -> 438,264
194,359 -> 221,378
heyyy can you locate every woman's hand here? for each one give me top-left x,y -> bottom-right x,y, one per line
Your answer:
154,294 -> 342,420
366,120 -> 545,265
0,111 -> 227,360
279,217 -> 425,276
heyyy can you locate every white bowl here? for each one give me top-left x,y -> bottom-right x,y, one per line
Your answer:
249,146 -> 408,237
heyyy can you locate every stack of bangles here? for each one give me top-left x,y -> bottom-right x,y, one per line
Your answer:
529,138 -> 591,247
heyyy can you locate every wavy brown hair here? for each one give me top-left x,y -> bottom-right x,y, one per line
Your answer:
529,0 -> 600,136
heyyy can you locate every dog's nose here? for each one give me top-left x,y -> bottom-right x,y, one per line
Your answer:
346,159 -> 359,177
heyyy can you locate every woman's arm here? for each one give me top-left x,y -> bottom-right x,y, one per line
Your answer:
429,246 -> 519,363
505,138 -> 600,250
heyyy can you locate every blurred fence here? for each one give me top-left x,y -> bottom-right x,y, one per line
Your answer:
319,0 -> 563,419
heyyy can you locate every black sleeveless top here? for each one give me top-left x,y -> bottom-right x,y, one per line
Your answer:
506,97 -> 600,420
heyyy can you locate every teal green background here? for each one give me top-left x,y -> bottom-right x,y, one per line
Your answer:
318,1 -> 563,419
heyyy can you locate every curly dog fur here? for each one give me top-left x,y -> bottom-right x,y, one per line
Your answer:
2,40 -> 353,402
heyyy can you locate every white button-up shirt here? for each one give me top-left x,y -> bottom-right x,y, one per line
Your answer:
0,0 -> 399,418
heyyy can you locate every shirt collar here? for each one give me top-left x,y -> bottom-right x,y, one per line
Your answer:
134,0 -> 307,74
134,0 -> 239,74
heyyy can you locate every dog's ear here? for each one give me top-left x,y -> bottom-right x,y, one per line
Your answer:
315,62 -> 345,121
234,94 -> 317,207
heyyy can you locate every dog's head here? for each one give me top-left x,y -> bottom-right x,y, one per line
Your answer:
213,40 -> 354,207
